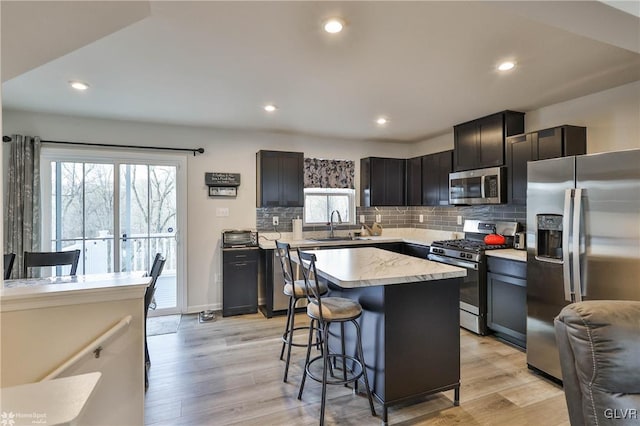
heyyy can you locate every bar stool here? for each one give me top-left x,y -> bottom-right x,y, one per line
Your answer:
275,241 -> 328,383
296,249 -> 376,426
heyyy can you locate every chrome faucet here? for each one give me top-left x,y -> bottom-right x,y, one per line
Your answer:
329,210 -> 342,238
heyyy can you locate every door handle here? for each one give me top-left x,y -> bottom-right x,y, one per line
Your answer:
562,189 -> 572,302
572,188 -> 583,302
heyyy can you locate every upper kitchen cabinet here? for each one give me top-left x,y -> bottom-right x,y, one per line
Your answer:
361,157 -> 406,206
406,156 -> 423,206
256,150 -> 304,207
506,125 -> 586,205
422,150 -> 453,206
453,111 -> 525,172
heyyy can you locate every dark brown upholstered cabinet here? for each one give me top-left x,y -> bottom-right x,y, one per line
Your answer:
223,248 -> 259,317
360,157 -> 406,206
256,150 -> 304,207
453,111 -> 525,172
506,125 -> 586,205
422,150 -> 453,206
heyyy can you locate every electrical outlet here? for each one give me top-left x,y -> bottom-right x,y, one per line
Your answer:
419,214 -> 424,223
216,207 -> 229,217
272,216 -> 279,226
375,214 -> 382,223
457,215 -> 463,225
359,215 -> 365,224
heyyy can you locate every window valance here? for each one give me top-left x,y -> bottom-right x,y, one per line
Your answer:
304,158 -> 355,189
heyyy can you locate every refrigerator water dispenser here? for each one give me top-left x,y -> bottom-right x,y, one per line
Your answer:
537,214 -> 563,260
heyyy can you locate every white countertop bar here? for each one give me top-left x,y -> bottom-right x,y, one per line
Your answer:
0,272 -> 150,312
297,247 -> 466,288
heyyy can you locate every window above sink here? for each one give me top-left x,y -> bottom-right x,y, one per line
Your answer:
303,188 -> 355,226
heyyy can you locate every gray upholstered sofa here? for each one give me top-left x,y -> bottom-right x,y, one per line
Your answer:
554,301 -> 640,426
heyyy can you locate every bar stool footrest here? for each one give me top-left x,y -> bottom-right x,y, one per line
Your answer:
305,353 -> 364,386
282,325 -> 323,348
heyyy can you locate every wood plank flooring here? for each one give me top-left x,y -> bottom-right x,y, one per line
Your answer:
145,313 -> 569,425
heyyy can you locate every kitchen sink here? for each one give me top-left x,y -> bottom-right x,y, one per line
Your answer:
309,237 -> 354,242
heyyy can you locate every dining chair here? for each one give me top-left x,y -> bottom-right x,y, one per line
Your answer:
23,249 -> 81,277
144,253 -> 166,389
4,253 -> 16,279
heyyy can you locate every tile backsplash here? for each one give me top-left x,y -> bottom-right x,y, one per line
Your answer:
256,204 -> 526,233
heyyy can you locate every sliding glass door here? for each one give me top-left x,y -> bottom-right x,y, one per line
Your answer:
42,148 -> 186,314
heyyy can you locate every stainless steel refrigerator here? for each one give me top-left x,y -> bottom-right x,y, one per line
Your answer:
526,148 -> 640,381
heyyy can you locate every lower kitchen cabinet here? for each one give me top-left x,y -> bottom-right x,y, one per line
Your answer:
223,248 -> 259,317
487,256 -> 526,349
403,243 -> 429,258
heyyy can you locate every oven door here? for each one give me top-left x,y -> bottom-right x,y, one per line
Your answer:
428,253 -> 486,334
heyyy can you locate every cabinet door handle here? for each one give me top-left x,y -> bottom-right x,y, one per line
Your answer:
235,255 -> 247,258
235,262 -> 247,266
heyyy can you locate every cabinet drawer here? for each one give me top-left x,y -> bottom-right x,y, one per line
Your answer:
223,249 -> 259,263
487,256 -> 526,278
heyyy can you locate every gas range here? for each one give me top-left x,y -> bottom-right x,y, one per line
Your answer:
428,220 -> 521,336
430,220 -> 518,263
430,239 -> 513,262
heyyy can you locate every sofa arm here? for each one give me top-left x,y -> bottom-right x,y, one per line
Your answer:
554,301 -> 640,426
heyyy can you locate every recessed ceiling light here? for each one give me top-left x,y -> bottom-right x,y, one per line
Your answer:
264,104 -> 277,112
498,61 -> 516,72
69,81 -> 89,91
376,117 -> 388,126
323,18 -> 345,34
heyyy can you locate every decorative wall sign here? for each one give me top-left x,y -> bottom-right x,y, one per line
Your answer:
205,172 -> 241,187
209,186 -> 237,197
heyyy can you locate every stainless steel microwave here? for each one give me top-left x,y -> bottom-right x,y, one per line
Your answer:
449,166 -> 506,205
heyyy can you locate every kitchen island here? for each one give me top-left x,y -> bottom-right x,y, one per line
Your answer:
295,247 -> 466,424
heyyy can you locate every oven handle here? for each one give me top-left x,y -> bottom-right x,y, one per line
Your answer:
428,253 -> 478,270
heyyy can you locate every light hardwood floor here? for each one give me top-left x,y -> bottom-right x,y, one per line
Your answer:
145,313 -> 570,425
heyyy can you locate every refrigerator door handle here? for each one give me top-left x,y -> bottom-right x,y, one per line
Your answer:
562,189 -> 573,302
572,188 -> 583,302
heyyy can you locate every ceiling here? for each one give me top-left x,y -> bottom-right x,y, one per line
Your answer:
2,1 -> 639,143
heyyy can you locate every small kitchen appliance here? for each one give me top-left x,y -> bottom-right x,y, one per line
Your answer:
514,232 -> 526,250
222,229 -> 258,248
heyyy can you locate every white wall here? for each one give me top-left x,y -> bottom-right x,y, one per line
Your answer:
2,110 -> 411,312
409,81 -> 640,157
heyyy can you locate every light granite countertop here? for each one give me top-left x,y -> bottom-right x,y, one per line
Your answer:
1,272 -> 150,312
259,227 -> 461,250
486,249 -> 527,262
295,247 -> 466,288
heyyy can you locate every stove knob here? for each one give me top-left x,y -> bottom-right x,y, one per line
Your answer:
466,253 -> 473,259
459,253 -> 465,258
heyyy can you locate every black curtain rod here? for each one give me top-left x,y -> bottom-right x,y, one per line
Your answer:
2,136 -> 205,156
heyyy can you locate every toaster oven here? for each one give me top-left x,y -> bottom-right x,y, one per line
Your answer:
222,230 -> 259,248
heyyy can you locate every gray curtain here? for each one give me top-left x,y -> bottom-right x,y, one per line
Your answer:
5,135 -> 41,279
304,158 -> 355,189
